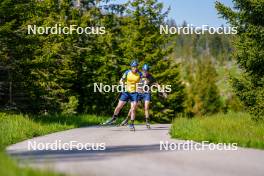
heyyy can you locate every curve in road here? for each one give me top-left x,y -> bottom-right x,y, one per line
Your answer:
7,124 -> 264,176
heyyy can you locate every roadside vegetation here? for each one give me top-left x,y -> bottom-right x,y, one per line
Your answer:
171,112 -> 264,149
0,112 -> 107,176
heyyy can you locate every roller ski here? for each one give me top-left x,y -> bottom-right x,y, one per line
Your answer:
128,123 -> 135,131
119,117 -> 129,126
146,123 -> 151,129
146,118 -> 151,129
101,116 -> 117,126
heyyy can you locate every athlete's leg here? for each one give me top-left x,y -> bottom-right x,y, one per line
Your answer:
103,99 -> 126,125
113,100 -> 126,116
127,92 -> 138,131
113,92 -> 129,117
144,101 -> 150,119
144,101 -> 151,128
127,108 -> 131,118
120,92 -> 139,126
120,107 -> 131,126
144,93 -> 151,128
130,101 -> 137,121
127,100 -> 141,118
127,101 -> 137,130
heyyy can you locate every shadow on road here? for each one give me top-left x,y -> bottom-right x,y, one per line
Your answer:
8,125 -> 173,165
110,126 -> 170,131
9,144 -> 164,163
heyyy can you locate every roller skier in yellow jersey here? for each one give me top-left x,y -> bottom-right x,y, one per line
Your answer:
119,64 -> 167,129
103,60 -> 142,131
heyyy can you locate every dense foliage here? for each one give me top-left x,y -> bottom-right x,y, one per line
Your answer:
0,0 -> 184,120
1,0 -> 262,120
216,0 -> 264,120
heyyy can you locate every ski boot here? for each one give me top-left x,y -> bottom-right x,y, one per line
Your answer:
128,123 -> 135,131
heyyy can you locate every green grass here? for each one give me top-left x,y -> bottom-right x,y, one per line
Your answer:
0,112 -> 108,176
0,152 -> 65,176
170,112 -> 264,149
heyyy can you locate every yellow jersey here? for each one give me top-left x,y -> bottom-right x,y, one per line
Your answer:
122,70 -> 142,93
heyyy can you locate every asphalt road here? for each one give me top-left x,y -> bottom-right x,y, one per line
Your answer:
6,124 -> 264,176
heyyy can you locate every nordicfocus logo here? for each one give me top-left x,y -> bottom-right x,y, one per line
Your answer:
160,24 -> 237,35
27,140 -> 106,151
27,24 -> 106,35
93,83 -> 171,93
160,141 -> 238,151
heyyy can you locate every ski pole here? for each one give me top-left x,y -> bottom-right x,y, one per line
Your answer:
111,92 -> 121,107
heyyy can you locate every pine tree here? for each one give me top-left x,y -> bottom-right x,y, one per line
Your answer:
216,0 -> 264,120
0,0 -> 36,111
187,57 -> 223,116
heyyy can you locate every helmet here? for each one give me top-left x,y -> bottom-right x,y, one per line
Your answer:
130,60 -> 139,67
142,64 -> 150,71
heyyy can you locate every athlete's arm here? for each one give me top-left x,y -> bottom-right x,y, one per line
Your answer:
150,75 -> 168,98
119,78 -> 125,84
152,82 -> 168,98
119,70 -> 130,85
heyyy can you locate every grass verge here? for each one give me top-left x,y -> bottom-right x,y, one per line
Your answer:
0,112 -> 107,176
170,112 -> 264,149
